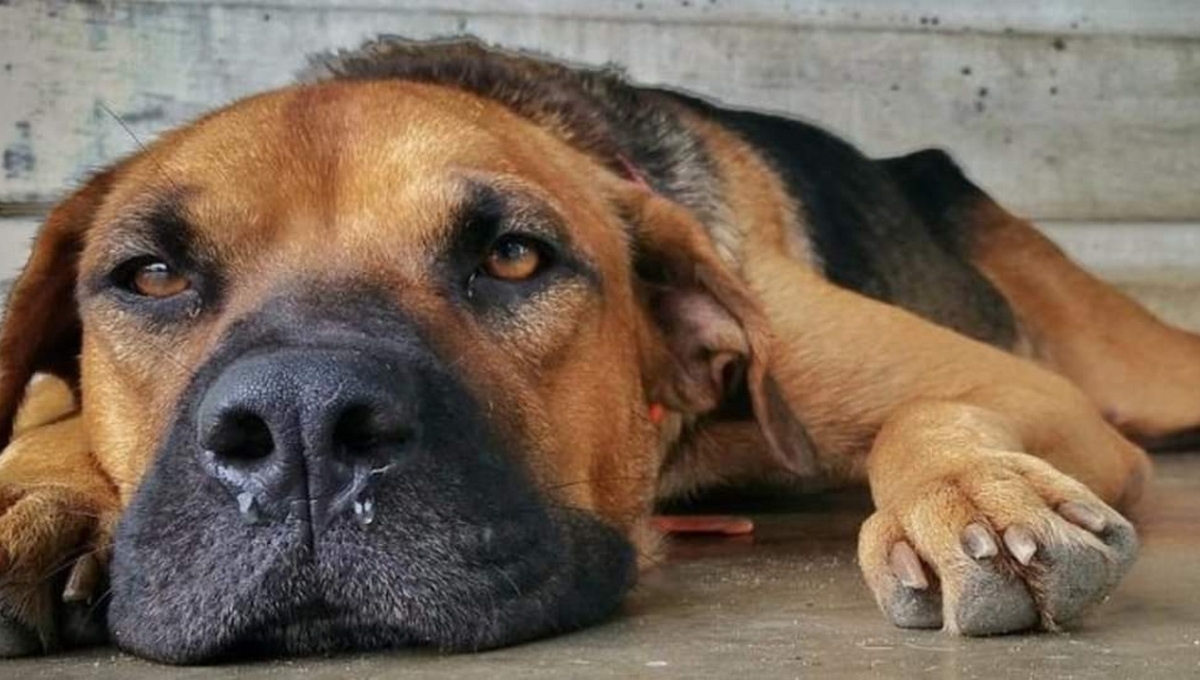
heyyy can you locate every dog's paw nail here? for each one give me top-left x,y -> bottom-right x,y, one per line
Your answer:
1057,501 -> 1106,533
889,540 -> 929,589
961,522 -> 998,560
62,553 -> 101,604
1003,525 -> 1038,566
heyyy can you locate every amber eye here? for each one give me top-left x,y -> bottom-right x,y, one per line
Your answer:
482,236 -> 544,282
130,261 -> 190,298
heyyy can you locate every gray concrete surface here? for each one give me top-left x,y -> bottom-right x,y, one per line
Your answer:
0,453 -> 1196,679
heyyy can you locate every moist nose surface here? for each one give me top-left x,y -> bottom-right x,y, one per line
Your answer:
195,348 -> 418,542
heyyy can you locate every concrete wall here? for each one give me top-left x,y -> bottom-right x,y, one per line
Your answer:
2,0 -> 1198,280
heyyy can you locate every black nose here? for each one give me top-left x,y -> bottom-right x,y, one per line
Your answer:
195,348 -> 418,544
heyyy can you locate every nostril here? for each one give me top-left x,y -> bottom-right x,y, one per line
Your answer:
206,411 -> 275,462
332,404 -> 412,455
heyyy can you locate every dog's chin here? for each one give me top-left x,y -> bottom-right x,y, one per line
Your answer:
216,508 -> 632,663
106,430 -> 636,664
108,483 -> 635,663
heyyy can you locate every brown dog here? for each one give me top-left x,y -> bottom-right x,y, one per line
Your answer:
0,37 -> 1197,663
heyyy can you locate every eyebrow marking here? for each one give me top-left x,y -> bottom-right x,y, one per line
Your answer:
98,190 -> 194,261
82,187 -> 223,302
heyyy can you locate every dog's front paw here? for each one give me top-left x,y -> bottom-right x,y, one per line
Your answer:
0,408 -> 119,657
0,481 -> 115,656
857,450 -> 1137,635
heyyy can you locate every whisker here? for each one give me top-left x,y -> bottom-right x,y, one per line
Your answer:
97,102 -> 187,199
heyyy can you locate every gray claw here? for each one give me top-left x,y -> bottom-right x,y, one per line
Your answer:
63,554 -> 101,604
889,541 -> 929,590
1003,525 -> 1038,566
1058,501 -> 1107,533
962,522 -> 999,560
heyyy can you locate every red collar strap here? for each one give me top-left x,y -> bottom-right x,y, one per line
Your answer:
647,402 -> 666,426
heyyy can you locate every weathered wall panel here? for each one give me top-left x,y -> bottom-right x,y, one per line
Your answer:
1,0 -> 1198,222
0,218 -> 37,280
130,1 -> 1200,40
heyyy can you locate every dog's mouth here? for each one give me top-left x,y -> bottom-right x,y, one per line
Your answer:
104,322 -> 636,663
109,492 -> 633,663
108,497 -> 630,663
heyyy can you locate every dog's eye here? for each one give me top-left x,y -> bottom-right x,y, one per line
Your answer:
127,260 -> 190,299
482,235 -> 545,282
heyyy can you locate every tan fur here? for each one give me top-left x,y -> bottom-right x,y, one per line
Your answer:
969,200 -> 1200,443
1,378 -> 118,649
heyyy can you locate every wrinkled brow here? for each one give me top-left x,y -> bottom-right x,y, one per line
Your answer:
81,188 -> 207,293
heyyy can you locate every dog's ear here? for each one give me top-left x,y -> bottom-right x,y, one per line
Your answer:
619,183 -> 817,476
0,170 -> 114,448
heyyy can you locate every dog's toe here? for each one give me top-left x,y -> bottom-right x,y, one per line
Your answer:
882,541 -> 943,628
1033,501 -> 1137,626
950,561 -> 1039,635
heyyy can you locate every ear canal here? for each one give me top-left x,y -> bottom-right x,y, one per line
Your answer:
621,183 -> 818,477
0,171 -> 112,448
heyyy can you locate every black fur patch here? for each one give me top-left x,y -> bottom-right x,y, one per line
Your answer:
669,95 -> 1017,348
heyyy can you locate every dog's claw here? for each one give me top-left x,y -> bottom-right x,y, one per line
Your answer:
1002,525 -> 1038,566
889,541 -> 929,590
1058,501 -> 1106,533
62,553 -> 102,604
961,523 -> 998,560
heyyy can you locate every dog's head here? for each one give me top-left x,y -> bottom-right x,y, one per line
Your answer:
0,41 -> 800,662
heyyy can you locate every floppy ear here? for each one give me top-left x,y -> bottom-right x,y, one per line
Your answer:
0,171 -> 114,448
620,184 -> 817,477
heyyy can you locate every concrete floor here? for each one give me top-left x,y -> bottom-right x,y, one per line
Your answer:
1,452 -> 1195,679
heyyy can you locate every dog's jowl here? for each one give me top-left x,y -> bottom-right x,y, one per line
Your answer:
0,37 -> 1197,663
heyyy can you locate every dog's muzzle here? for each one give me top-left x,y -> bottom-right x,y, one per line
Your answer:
105,296 -> 637,663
